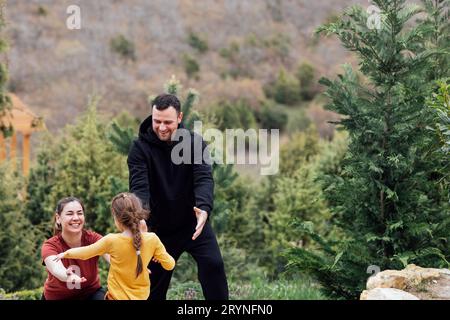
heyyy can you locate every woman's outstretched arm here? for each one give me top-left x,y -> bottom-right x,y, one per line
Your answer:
43,257 -> 86,284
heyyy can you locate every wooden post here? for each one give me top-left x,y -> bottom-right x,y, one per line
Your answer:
0,134 -> 5,162
23,133 -> 31,176
10,133 -> 17,170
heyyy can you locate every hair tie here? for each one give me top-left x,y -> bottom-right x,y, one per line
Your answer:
136,250 -> 141,256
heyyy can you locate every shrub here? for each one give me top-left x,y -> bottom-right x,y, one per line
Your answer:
37,5 -> 48,16
296,62 -> 319,101
255,102 -> 288,131
182,54 -> 200,79
219,41 -> 249,79
0,287 -> 43,300
280,127 -> 320,176
427,78 -> 450,199
286,108 -> 311,134
188,32 -> 208,53
110,34 -> 136,61
0,164 -> 45,292
266,0 -> 283,22
219,41 -> 240,60
428,79 -> 450,155
264,69 -> 300,105
213,100 -> 257,131
263,33 -> 291,59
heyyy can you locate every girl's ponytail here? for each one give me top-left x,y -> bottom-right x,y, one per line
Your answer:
111,192 -> 149,278
130,218 -> 143,277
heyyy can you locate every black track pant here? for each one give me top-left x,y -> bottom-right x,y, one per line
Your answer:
148,222 -> 229,300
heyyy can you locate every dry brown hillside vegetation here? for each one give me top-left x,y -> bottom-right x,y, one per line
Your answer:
5,0 -> 366,130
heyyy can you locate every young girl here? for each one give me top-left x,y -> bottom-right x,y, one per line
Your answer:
54,192 -> 175,300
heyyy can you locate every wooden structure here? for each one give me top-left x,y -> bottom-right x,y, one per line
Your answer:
0,94 -> 45,175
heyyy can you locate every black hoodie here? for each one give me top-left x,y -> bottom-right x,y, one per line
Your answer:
127,115 -> 214,235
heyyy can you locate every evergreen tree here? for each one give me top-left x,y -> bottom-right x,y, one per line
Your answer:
268,162 -> 332,273
279,127 -> 320,176
428,79 -> 450,154
161,75 -> 201,130
106,111 -> 141,155
107,121 -> 136,156
214,100 -> 257,132
27,97 -> 129,235
427,78 -> 450,199
209,163 -> 239,235
296,62 -> 318,101
24,133 -> 57,230
0,164 -> 45,292
252,128 -> 344,277
288,0 -> 450,299
265,69 -> 300,105
256,102 -> 288,131
418,0 -> 449,80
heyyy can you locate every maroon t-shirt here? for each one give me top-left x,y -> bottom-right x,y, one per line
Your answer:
41,230 -> 103,300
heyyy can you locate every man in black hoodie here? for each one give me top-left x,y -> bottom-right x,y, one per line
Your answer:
127,93 -> 228,300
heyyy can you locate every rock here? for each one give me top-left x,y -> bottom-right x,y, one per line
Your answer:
360,288 -> 420,300
362,264 -> 450,300
367,272 -> 408,290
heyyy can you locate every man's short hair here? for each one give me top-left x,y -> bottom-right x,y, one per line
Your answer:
152,94 -> 181,114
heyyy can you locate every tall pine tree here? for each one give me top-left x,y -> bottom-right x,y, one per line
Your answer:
288,0 -> 450,299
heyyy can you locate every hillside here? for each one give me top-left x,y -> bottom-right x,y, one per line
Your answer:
4,0 -> 366,130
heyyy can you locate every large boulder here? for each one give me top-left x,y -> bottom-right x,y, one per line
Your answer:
361,288 -> 419,300
360,264 -> 450,300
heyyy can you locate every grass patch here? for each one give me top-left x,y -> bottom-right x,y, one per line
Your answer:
0,287 -> 43,300
168,276 -> 327,300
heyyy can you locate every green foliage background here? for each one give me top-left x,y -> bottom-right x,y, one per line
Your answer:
287,0 -> 450,299
0,0 -> 448,300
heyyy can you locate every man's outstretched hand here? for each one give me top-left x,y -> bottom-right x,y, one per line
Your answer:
192,207 -> 208,240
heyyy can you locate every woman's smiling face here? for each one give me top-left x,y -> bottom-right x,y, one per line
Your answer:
56,201 -> 85,234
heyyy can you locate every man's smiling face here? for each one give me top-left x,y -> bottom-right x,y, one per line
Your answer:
152,105 -> 183,141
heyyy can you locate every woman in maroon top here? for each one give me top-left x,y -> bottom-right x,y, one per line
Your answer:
41,197 -> 109,300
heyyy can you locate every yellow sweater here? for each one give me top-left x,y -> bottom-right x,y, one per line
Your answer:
64,232 -> 175,300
